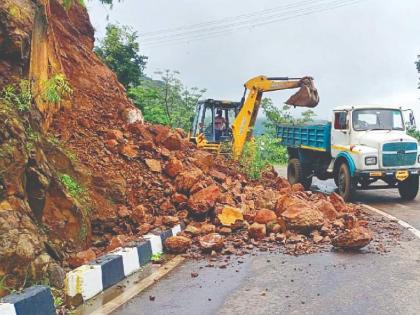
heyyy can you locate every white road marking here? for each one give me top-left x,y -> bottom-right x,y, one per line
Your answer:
363,204 -> 420,239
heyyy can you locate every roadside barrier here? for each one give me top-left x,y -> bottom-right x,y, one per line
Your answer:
0,224 -> 184,314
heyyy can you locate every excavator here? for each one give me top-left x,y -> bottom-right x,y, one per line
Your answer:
189,75 -> 319,158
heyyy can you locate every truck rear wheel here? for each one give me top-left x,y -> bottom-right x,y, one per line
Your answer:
287,158 -> 312,190
336,163 -> 355,202
398,175 -> 419,201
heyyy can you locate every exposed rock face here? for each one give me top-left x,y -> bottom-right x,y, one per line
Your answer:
0,0 -> 140,292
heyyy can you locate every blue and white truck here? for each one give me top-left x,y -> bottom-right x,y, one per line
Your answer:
277,105 -> 420,201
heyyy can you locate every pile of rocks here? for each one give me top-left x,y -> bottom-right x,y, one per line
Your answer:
63,122 -> 373,265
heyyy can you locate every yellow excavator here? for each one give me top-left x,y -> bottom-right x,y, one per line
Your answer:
189,75 -> 319,158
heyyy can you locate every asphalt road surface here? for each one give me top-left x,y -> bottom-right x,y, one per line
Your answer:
111,171 -> 420,315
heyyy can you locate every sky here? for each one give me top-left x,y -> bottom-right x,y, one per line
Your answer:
87,0 -> 420,124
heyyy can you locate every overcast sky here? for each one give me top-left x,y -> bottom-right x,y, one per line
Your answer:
87,0 -> 420,123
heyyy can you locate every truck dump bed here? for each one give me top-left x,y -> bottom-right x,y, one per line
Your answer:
276,123 -> 331,152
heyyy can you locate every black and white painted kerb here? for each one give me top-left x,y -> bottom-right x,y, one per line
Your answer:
0,286 -> 55,315
65,224 -> 183,303
0,224 -> 183,315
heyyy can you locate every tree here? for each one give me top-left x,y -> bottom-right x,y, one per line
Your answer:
128,71 -> 206,131
416,55 -> 420,88
95,24 -> 147,88
261,97 -> 316,134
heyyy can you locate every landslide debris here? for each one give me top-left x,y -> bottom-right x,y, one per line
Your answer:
0,0 -> 399,299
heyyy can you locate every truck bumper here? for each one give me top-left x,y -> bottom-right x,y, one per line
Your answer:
355,169 -> 420,181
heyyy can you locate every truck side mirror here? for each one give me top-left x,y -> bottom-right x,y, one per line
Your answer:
409,111 -> 416,129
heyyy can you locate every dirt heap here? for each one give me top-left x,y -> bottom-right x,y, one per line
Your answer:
0,0 -> 378,295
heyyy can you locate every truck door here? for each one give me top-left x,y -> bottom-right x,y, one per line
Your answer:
331,111 -> 350,157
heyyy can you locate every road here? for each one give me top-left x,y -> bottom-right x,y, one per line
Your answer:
110,171 -> 420,315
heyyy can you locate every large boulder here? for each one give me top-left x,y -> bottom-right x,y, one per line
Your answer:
332,226 -> 373,249
175,169 -> 204,193
164,158 -> 183,178
192,151 -> 213,173
315,199 -> 338,221
164,236 -> 192,253
217,206 -> 243,226
188,185 -> 221,215
198,233 -> 224,251
281,200 -> 325,231
254,209 -> 277,224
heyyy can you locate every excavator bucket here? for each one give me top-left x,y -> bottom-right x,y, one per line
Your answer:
285,77 -> 319,108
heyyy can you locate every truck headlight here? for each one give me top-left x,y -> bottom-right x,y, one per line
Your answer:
365,156 -> 377,165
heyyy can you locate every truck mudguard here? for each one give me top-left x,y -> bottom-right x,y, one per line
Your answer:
336,152 -> 356,176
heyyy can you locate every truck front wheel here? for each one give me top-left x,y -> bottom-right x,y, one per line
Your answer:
398,175 -> 419,201
287,158 -> 312,190
336,163 -> 355,201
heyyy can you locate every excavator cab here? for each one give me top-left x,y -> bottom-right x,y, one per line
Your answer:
190,99 -> 241,153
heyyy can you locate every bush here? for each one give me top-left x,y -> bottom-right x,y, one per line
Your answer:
1,80 -> 32,112
239,135 -> 288,179
42,74 -> 72,104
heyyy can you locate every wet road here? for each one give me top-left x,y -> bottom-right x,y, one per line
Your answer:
111,170 -> 420,315
113,235 -> 420,315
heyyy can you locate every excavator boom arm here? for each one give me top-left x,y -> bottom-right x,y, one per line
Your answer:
231,75 -> 319,159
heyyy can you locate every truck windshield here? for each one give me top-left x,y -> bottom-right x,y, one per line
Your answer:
352,109 -> 404,131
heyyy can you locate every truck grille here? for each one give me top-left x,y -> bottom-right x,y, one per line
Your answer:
382,142 -> 417,167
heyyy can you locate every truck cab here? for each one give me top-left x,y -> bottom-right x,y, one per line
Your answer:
278,105 -> 420,201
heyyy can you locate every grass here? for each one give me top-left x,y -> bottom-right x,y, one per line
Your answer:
58,174 -> 91,240
59,174 -> 85,199
151,253 -> 163,262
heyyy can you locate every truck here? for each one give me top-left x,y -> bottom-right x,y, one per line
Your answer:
277,105 -> 420,201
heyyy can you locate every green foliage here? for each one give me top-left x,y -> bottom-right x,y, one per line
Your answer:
239,135 -> 288,179
62,0 -> 86,10
128,84 -> 170,125
25,127 -> 40,152
129,71 -> 206,131
239,140 -> 269,180
408,127 -> 420,142
95,24 -> 147,88
151,253 -> 163,262
52,289 -> 63,308
59,174 -> 85,199
42,74 -> 73,104
261,97 -> 316,134
1,80 -> 32,112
